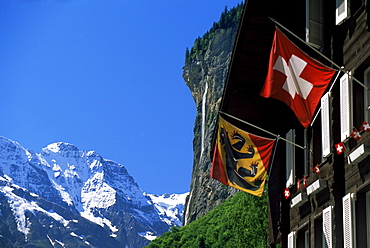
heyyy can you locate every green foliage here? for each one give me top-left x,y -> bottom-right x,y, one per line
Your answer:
185,2 -> 244,63
146,190 -> 268,248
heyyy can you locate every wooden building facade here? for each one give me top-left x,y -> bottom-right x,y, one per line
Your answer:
213,0 -> 370,247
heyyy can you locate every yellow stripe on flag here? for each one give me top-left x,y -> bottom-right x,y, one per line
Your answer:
211,117 -> 275,197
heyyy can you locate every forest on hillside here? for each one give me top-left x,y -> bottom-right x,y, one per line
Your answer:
146,191 -> 268,248
185,2 -> 244,63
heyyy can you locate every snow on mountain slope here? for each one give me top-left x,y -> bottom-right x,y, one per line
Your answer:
0,136 -> 188,248
0,183 -> 69,236
146,192 -> 189,227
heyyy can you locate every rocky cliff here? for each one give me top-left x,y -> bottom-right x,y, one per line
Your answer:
182,17 -> 241,225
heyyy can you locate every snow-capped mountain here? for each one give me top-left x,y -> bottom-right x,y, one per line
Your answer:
146,193 -> 188,227
0,136 -> 188,248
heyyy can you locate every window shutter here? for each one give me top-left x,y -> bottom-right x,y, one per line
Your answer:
336,0 -> 349,25
323,206 -> 333,248
306,0 -> 324,47
340,74 -> 352,142
343,193 -> 355,248
321,92 -> 331,157
288,231 -> 296,248
286,129 -> 295,188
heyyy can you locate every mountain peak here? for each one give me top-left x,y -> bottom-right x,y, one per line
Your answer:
43,142 -> 79,153
0,136 -> 30,164
0,136 -> 188,247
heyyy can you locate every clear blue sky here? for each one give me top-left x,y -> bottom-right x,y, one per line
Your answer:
0,0 -> 242,195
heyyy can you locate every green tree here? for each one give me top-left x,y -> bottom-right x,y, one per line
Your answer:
146,190 -> 269,248
185,2 -> 244,63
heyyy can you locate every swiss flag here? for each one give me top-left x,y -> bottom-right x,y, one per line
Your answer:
261,28 -> 337,128
360,121 -> 370,132
313,164 -> 320,175
350,128 -> 362,140
335,142 -> 346,155
284,188 -> 290,199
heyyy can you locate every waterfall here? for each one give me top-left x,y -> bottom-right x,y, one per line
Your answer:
200,82 -> 208,159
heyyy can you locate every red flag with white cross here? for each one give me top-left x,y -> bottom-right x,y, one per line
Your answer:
335,142 -> 346,155
260,28 -> 337,128
350,128 -> 362,140
361,121 -> 370,132
313,164 -> 320,175
284,188 -> 290,199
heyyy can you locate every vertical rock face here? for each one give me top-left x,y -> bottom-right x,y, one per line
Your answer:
182,26 -> 239,225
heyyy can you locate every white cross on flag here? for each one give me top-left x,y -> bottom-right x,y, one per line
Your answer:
335,142 -> 346,155
361,121 -> 370,132
350,128 -> 362,140
260,28 -> 337,128
284,188 -> 290,199
313,164 -> 320,175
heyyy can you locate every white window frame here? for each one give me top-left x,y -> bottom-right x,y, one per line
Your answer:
321,92 -> 331,158
340,73 -> 353,142
286,129 -> 295,188
336,0 -> 350,25
306,0 -> 324,47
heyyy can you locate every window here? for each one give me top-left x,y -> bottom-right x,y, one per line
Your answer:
297,226 -> 310,248
336,0 -> 350,25
364,67 -> 370,122
286,129 -> 295,188
350,0 -> 365,16
354,189 -> 370,246
366,192 -> 370,247
353,65 -> 370,129
306,0 -> 324,47
315,215 -> 328,248
310,113 -> 323,165
285,128 -> 307,188
295,128 -> 307,178
352,73 -> 364,128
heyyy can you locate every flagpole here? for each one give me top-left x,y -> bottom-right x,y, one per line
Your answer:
310,70 -> 342,126
328,70 -> 343,93
269,17 -> 369,91
219,111 -> 306,150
